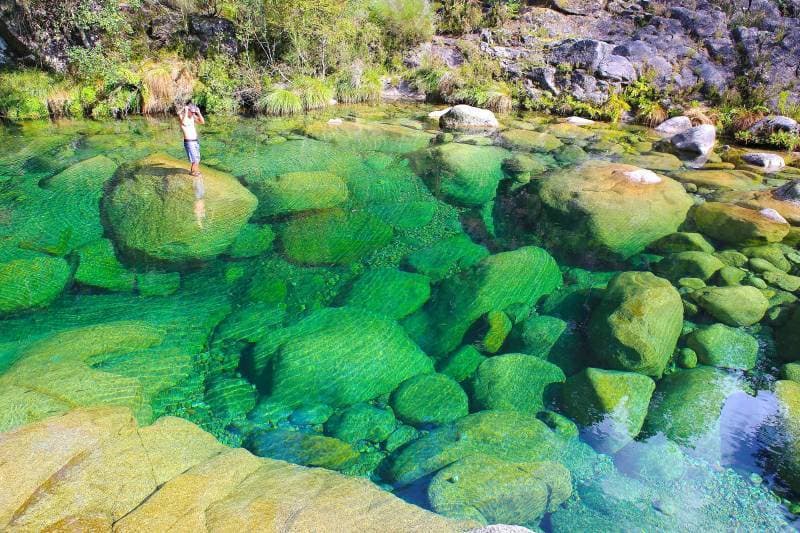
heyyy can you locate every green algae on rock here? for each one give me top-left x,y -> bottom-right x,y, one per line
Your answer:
249,171 -> 348,218
691,285 -> 769,326
649,232 -> 715,254
405,246 -> 562,358
470,354 -> 566,413
588,272 -> 683,378
656,251 -> 725,281
226,223 -> 275,258
390,373 -> 468,427
686,324 -> 759,370
560,368 -> 655,453
500,129 -> 563,153
245,428 -> 359,471
250,307 -> 433,408
341,267 -> 430,320
537,161 -> 693,261
437,345 -> 487,382
694,202 -> 790,246
0,256 -> 71,315
280,209 -> 392,265
404,234 -> 489,281
428,456 -> 571,526
104,154 -> 258,262
324,403 -> 396,445
74,239 -> 135,292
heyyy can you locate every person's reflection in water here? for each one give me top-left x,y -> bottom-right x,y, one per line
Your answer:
193,174 -> 206,228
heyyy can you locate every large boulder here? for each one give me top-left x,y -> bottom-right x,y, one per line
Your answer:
414,142 -> 510,207
249,171 -> 348,218
390,373 -> 468,427
249,307 -> 433,408
0,256 -> 71,315
280,209 -> 393,265
470,354 -> 566,413
560,368 -> 655,453
588,272 -> 683,378
669,124 -> 716,157
104,154 -> 257,262
500,129 -> 563,153
643,366 -> 741,445
686,324 -> 759,370
405,247 -> 562,358
384,410 -> 570,486
655,116 -> 692,136
690,285 -> 769,326
694,202 -> 790,245
341,268 -> 430,320
428,456 -> 571,525
536,161 -> 693,261
439,105 -> 499,131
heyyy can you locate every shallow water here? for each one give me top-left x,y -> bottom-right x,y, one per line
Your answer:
1,105 -> 799,530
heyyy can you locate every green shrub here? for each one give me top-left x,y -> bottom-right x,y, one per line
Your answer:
258,88 -> 303,116
335,64 -> 383,104
768,130 -> 800,151
370,0 -> 435,49
194,57 -> 239,114
437,0 -> 484,35
0,69 -> 53,120
291,76 -> 334,110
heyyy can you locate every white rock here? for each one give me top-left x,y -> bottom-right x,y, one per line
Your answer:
655,116 -> 693,136
760,208 -> 789,224
327,118 -> 343,125
743,152 -> 786,172
624,168 -> 662,184
468,526 -> 534,533
566,116 -> 595,125
440,105 -> 500,131
671,124 -> 716,157
428,107 -> 452,120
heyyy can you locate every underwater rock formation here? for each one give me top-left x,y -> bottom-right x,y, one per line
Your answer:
104,154 -> 257,262
0,256 -> 71,315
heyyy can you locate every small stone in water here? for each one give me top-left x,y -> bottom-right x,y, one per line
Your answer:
623,168 -> 662,184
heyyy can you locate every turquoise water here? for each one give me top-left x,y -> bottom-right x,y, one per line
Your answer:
1,105 -> 799,530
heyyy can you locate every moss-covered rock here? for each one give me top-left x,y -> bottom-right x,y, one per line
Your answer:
588,272 -> 683,378
384,424 -> 420,452
245,428 -> 358,471
782,363 -> 800,382
384,410 -> 570,486
0,256 -> 71,315
777,307 -> 800,361
205,376 -> 258,421
686,324 -> 759,370
406,247 -> 562,358
104,154 -> 257,262
324,403 -> 396,444
74,239 -> 135,292
404,234 -> 489,281
341,268 -> 430,319
281,209 -> 392,265
560,368 -> 655,452
390,373 -> 468,427
656,251 -> 725,281
135,271 -> 180,296
470,354 -> 566,413
415,142 -> 510,206
643,366 -> 741,445
537,161 -> 693,260
249,171 -> 348,218
674,170 -> 764,191
251,307 -> 433,408
437,345 -> 487,382
500,129 -> 563,153
428,456 -> 571,525
715,266 -> 747,286
691,285 -> 769,326
771,380 -> 800,494
741,244 -> 792,272
694,202 -> 790,246
227,224 -> 275,258
649,232 -> 715,254
479,310 -> 512,353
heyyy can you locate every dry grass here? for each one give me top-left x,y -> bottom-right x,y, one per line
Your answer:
140,59 -> 195,114
684,105 -> 716,126
46,88 -> 71,118
637,103 -> 668,128
732,110 -> 766,132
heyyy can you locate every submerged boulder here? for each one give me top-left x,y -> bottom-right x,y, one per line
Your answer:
341,268 -> 430,320
537,161 -> 693,261
324,403 -> 396,445
246,428 -> 358,471
405,247 -> 562,358
280,209 -> 392,265
390,373 -> 468,427
250,307 -> 433,408
74,239 -> 135,292
694,202 -> 790,245
500,129 -> 563,153
655,251 -> 725,281
588,272 -> 683,378
428,456 -> 571,525
560,368 -> 655,453
773,380 -> 800,494
691,285 -> 769,326
686,324 -> 759,370
404,234 -> 489,281
0,256 -> 71,315
104,154 -> 257,262
470,354 -> 566,413
777,307 -> 800,361
249,171 -> 348,218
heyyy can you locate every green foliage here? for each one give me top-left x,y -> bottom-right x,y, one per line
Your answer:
291,76 -> 334,110
0,69 -> 53,120
335,65 -> 384,104
370,0 -> 435,49
767,130 -> 800,151
195,57 -> 239,114
437,0 -> 484,35
777,91 -> 800,122
257,87 -> 303,116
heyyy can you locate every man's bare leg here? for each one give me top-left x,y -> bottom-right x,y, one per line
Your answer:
190,162 -> 201,176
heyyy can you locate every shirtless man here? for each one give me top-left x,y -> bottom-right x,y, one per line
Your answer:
179,103 -> 205,176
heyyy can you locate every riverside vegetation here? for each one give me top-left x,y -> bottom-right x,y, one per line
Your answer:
3,1 -> 800,532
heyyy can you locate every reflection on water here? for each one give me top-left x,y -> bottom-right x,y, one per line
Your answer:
0,105 -> 799,530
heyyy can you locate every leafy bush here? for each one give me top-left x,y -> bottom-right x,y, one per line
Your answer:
194,57 -> 239,114
292,76 -> 334,110
0,69 -> 53,120
437,0 -> 484,35
370,0 -> 435,49
335,64 -> 383,104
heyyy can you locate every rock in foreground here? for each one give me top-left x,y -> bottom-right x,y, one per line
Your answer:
440,105 -> 500,131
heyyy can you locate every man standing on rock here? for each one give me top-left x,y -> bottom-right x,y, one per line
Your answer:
178,103 -> 207,227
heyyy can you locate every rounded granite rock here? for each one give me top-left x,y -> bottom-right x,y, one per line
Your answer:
0,256 -> 71,315
390,373 -> 468,427
470,354 -> 566,414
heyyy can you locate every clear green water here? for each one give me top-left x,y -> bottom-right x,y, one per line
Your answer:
0,106 -> 798,530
